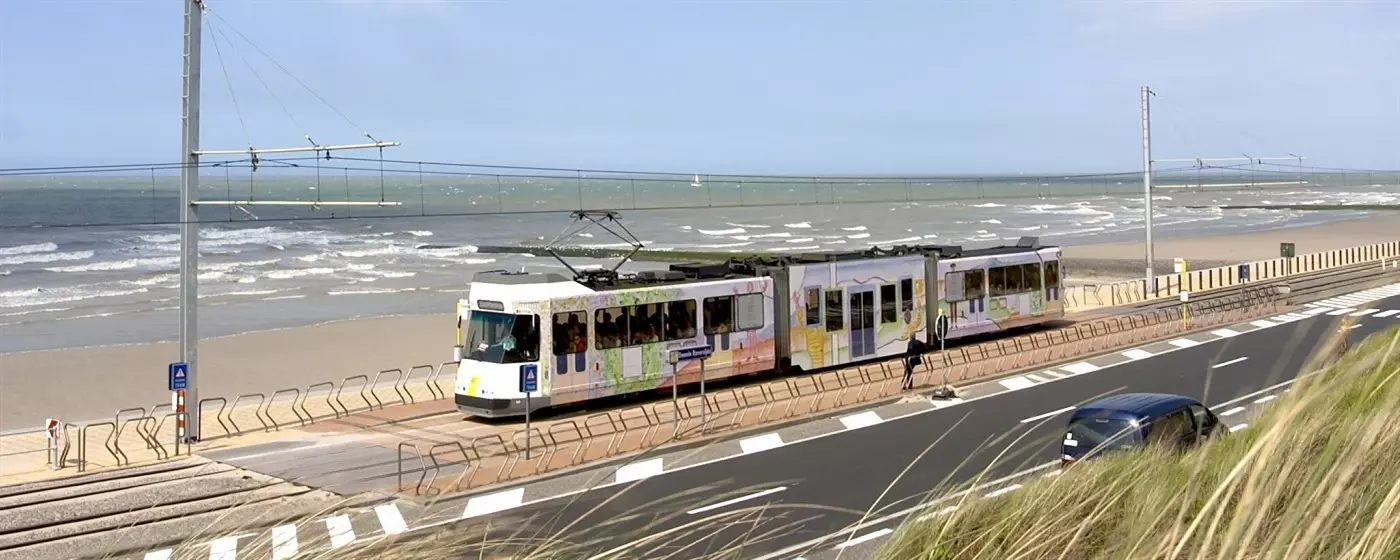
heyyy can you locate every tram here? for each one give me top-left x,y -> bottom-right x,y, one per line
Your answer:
452,238 -> 1063,418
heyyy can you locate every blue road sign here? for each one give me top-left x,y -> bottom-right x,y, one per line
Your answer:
168,362 -> 188,391
934,314 -> 950,340
676,345 -> 714,361
519,364 -> 539,393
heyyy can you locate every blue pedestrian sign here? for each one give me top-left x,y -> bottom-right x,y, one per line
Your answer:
519,364 -> 539,393
168,362 -> 188,391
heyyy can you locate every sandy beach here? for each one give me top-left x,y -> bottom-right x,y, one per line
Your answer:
4,212 -> 1398,431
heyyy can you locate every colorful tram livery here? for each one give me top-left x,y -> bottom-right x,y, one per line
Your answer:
453,238 -> 1064,418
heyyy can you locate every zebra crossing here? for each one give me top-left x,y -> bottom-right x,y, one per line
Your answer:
136,502 -> 408,560
1304,282 -> 1400,311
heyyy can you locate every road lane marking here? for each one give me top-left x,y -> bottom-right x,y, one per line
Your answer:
835,528 -> 893,549
1221,406 -> 1246,417
615,458 -> 665,483
1021,406 -> 1075,424
999,376 -> 1036,390
1025,374 -> 1050,383
1044,469 -> 1063,478
930,397 -> 964,408
1212,328 -> 1241,337
1351,309 -> 1379,316
1343,324 -> 1363,331
1254,395 -> 1277,404
1327,308 -> 1357,315
740,433 -> 785,454
326,515 -> 356,548
1302,308 -> 1329,315
1251,320 -> 1278,328
1213,357 -> 1249,368
1062,362 -> 1101,375
1169,338 -> 1201,348
1121,349 -> 1154,360
985,484 -> 1024,498
462,487 -> 526,519
1230,423 -> 1248,432
144,551 -> 172,560
916,505 -> 960,521
270,525 -> 299,560
1376,310 -> 1400,318
1042,370 -> 1068,378
686,486 -> 788,515
840,411 -> 883,430
375,503 -> 409,535
208,534 -> 252,560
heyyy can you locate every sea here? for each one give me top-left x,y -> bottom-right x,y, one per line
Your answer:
3,166 -> 1399,353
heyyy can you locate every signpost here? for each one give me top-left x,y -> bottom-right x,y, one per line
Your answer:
1281,242 -> 1295,278
168,362 -> 189,449
669,345 -> 714,430
931,312 -> 955,399
519,364 -> 538,459
45,418 -> 60,470
1180,291 -> 1191,330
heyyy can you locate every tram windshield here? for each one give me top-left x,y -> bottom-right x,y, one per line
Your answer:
464,311 -> 540,364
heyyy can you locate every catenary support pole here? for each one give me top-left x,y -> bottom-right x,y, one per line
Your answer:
180,0 -> 204,443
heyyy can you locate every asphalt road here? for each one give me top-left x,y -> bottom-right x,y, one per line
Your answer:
383,297 -> 1398,560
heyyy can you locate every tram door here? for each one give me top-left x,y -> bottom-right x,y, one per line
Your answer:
849,286 -> 876,358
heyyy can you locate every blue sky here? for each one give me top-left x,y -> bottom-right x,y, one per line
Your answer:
1,1 -> 1396,174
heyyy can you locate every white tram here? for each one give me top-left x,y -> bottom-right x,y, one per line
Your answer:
453,239 -> 1063,418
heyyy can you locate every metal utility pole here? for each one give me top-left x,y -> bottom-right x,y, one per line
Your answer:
180,0 -> 204,442
177,0 -> 399,444
1141,86 -> 1155,293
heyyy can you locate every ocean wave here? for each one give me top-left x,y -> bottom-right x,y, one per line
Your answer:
726,223 -> 771,229
199,289 -> 283,299
360,269 -> 417,278
872,236 -> 923,245
126,273 -> 180,286
0,250 -> 94,267
689,242 -> 754,249
772,245 -> 821,252
266,267 -> 336,280
971,202 -> 1005,208
784,222 -> 812,228
0,286 -> 149,309
418,245 -> 480,258
841,226 -> 868,231
406,230 -> 434,237
786,237 -> 816,243
0,306 -> 73,318
847,233 -> 871,239
980,219 -> 1003,224
328,287 -> 417,296
700,227 -> 746,236
44,256 -> 179,273
0,242 -> 57,256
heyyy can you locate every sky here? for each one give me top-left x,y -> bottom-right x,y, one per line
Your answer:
0,0 -> 1397,175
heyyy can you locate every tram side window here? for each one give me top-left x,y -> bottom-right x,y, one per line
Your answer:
1045,261 -> 1061,288
804,287 -> 822,326
965,269 -> 986,300
1022,263 -> 1042,291
703,296 -> 735,335
990,265 -> 1026,297
594,307 -> 627,350
628,303 -> 665,345
825,289 -> 844,332
736,293 -> 765,330
880,284 -> 898,324
552,311 -> 588,355
900,278 -> 914,313
664,300 -> 698,341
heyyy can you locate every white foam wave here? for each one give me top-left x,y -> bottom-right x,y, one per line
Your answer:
126,273 -> 180,286
690,242 -> 754,249
700,227 -> 746,236
841,226 -> 868,231
0,286 -> 149,309
786,237 -> 816,243
773,245 -> 821,252
266,267 -> 336,280
0,250 -> 94,267
971,202 -> 1005,208
847,233 -> 871,239
0,242 -> 57,256
360,269 -> 417,278
0,306 -> 73,318
872,236 -> 923,245
980,219 -> 1003,224
785,222 -> 812,229
44,256 -> 179,273
726,223 -> 771,229
199,289 -> 282,299
406,230 -> 433,237
328,287 -> 417,296
419,245 -> 479,258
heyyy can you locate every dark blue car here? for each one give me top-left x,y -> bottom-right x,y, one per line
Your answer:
1061,393 -> 1222,465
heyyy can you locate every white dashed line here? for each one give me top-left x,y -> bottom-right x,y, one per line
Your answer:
1169,338 -> 1201,348
1254,395 -> 1277,404
985,484 -> 1024,499
1121,349 -> 1154,360
916,505 -> 960,521
1351,309 -> 1379,316
1025,374 -> 1050,383
1062,362 -> 1101,375
615,458 -> 666,483
144,551 -> 172,560
326,515 -> 357,548
999,376 -> 1037,391
1230,423 -> 1248,433
835,528 -> 894,549
1376,310 -> 1400,318
1327,308 -> 1357,315
375,503 -> 409,535
270,525 -> 299,560
840,411 -> 883,430
1213,357 -> 1249,368
1212,328 -> 1241,337
1221,406 -> 1246,417
686,486 -> 788,515
1251,320 -> 1278,328
463,487 -> 526,519
740,433 -> 785,454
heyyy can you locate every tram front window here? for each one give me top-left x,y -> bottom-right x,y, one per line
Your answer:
465,311 -> 540,364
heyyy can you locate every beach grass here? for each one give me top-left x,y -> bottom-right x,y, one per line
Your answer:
878,322 -> 1400,560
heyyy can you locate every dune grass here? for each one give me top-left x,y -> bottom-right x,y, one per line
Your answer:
880,324 -> 1400,560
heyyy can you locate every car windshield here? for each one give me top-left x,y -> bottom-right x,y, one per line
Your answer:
464,311 -> 540,364
1066,417 -> 1140,453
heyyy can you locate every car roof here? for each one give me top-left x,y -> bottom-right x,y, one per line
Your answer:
1072,392 -> 1200,419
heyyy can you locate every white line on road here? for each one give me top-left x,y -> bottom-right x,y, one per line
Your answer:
1121,349 -> 1154,360
1221,406 -> 1246,417
1302,308 -> 1330,315
686,486 -> 788,515
840,411 -> 883,430
1025,374 -> 1050,383
1021,406 -> 1076,424
916,505 -> 959,521
1169,338 -> 1201,348
144,551 -> 172,560
1212,328 -> 1241,337
1062,362 -> 1101,375
463,487 -> 526,519
835,528 -> 894,549
1343,324 -> 1363,331
615,458 -> 665,483
1376,310 -> 1400,318
1254,395 -> 1277,404
326,515 -> 356,549
1327,308 -> 1357,315
1251,320 -> 1278,328
208,534 -> 251,560
271,525 -> 299,560
740,433 -> 785,454
999,376 -> 1037,390
1230,423 -> 1248,433
1352,309 -> 1379,316
1213,357 -> 1249,368
375,503 -> 409,535
985,484 -> 1024,499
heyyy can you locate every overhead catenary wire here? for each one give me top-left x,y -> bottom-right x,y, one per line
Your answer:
204,18 -> 252,151
205,19 -> 308,141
